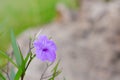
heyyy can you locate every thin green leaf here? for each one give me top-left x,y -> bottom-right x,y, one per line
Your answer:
0,72 -> 6,80
10,68 -> 15,80
20,62 -> 25,73
49,70 -> 62,80
14,67 -> 23,80
49,60 -> 61,80
24,53 -> 31,66
15,54 -> 35,80
54,70 -> 62,77
18,45 -> 24,63
0,50 -> 18,68
18,45 -> 26,71
52,60 -> 60,72
11,30 -> 23,66
48,77 -> 53,80
14,59 -> 27,80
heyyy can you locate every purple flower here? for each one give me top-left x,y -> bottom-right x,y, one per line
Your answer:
33,35 -> 57,62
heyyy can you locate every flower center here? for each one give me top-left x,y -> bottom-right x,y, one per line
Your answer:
42,48 -> 48,52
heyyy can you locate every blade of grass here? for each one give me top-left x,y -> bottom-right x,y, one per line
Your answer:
11,30 -> 23,67
0,50 -> 18,68
52,60 -> 60,72
54,70 -> 62,77
14,59 -> 27,80
0,72 -> 6,80
49,60 -> 61,80
24,53 -> 31,66
0,71 -> 6,80
14,54 -> 35,80
10,68 -> 15,80
14,67 -> 23,80
17,45 -> 26,71
18,45 -> 24,63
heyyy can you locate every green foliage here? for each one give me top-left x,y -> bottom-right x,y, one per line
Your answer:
0,50 -> 18,68
0,32 -> 34,80
0,31 -> 62,80
14,66 -> 23,80
0,71 -> 6,80
0,0 -> 58,51
0,55 -> 7,69
14,53 -> 33,80
0,0 -> 76,74
49,60 -> 61,80
59,0 -> 78,8
11,30 -> 23,66
0,0 -> 77,51
10,31 -> 24,79
10,68 -> 15,80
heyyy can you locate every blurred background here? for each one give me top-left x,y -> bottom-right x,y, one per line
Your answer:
0,0 -> 77,50
1,0 -> 120,80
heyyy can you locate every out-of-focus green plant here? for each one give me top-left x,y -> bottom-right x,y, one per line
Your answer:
59,0 -> 78,8
0,0 -> 57,51
0,0 -> 77,51
0,56 -> 7,69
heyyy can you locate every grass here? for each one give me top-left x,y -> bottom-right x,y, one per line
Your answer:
0,0 -> 57,50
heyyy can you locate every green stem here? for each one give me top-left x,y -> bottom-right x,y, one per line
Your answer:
21,54 -> 36,80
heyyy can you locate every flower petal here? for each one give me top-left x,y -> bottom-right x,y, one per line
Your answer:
46,50 -> 56,62
36,50 -> 47,61
33,35 -> 57,62
47,40 -> 57,50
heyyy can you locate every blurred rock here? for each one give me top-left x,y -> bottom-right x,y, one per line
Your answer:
14,1 -> 120,80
